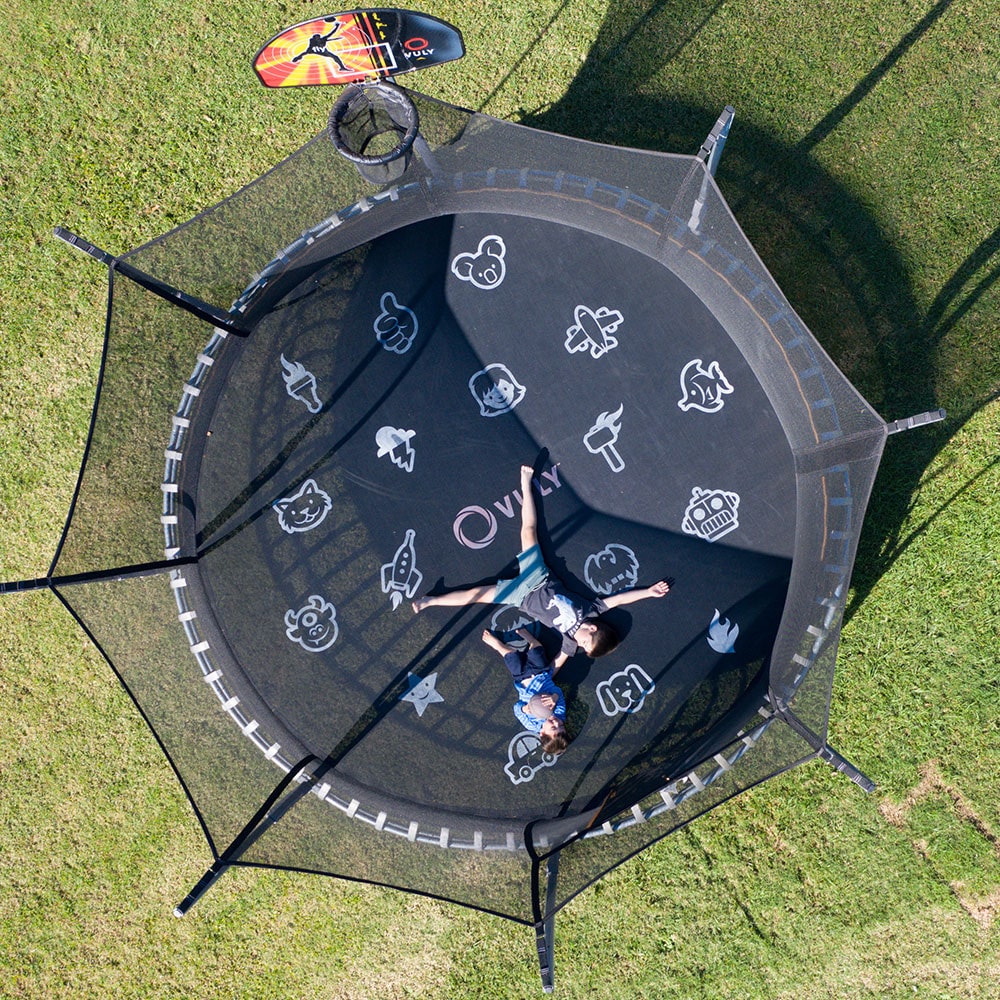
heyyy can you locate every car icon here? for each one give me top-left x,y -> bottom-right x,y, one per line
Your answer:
505,732 -> 557,784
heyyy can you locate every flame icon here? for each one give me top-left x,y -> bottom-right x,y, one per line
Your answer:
381,528 -> 423,610
707,609 -> 739,653
584,403 -> 625,472
280,354 -> 322,413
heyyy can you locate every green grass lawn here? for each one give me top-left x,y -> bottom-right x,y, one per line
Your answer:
2,1 -> 999,997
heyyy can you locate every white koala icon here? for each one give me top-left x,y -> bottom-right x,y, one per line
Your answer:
596,664 -> 655,717
451,235 -> 507,290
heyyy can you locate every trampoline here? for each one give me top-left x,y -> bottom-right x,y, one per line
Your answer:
7,83 -> 943,989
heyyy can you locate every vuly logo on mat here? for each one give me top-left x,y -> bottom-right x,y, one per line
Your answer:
453,464 -> 563,550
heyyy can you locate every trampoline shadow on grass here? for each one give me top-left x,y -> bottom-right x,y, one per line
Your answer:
2,31 -> 965,992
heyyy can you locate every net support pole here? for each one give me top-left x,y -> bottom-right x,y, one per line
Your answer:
772,699 -> 876,793
529,838 -> 560,994
53,227 -> 250,337
533,851 -> 559,993
174,755 -> 320,917
697,105 -> 736,177
689,106 -> 735,233
886,408 -> 946,434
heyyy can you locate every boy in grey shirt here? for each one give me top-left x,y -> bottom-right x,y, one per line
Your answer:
413,464 -> 672,660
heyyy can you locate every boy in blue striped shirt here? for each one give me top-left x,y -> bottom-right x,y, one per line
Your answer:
482,627 -> 570,755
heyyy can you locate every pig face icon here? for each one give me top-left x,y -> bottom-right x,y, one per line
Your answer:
284,595 -> 339,653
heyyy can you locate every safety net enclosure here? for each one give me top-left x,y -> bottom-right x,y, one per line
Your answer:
26,84 -> 905,987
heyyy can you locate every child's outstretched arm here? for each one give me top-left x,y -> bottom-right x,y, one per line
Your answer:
602,578 -> 673,609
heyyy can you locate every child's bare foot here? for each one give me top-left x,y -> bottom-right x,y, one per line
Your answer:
412,597 -> 430,614
481,629 -> 511,654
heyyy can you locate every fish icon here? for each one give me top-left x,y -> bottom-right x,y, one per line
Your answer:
678,359 -> 734,414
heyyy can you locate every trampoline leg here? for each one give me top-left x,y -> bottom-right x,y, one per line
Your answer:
774,701 -> 876,793
535,917 -> 555,994
535,852 -> 559,993
818,744 -> 876,793
173,859 -> 229,917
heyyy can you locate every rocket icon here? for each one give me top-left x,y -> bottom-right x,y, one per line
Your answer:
381,528 -> 424,610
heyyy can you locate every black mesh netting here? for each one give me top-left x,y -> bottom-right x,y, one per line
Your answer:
51,89 -> 885,926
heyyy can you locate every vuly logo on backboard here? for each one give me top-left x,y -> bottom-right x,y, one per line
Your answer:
453,464 -> 562,549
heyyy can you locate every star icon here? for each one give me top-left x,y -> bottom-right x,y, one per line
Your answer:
400,671 -> 444,717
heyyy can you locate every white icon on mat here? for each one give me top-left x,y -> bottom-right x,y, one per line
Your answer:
376,426 -> 416,472
490,608 -> 536,648
584,543 -> 639,596
584,404 -> 625,472
280,354 -> 322,413
596,664 -> 655,717
505,731 -> 558,785
374,291 -> 419,354
401,672 -> 445,717
273,479 -> 333,534
381,528 -> 423,610
284,595 -> 339,653
681,487 -> 741,542
678,359 -> 734,414
707,609 -> 739,653
451,235 -> 507,290
564,305 -> 623,359
469,363 -> 526,417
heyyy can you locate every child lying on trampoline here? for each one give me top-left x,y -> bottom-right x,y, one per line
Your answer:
482,625 -> 571,754
413,464 -> 672,660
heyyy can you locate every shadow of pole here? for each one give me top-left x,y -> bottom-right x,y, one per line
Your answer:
514,0 -> 997,616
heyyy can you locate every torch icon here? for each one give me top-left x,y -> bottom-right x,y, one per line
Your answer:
584,404 -> 625,472
280,354 -> 322,413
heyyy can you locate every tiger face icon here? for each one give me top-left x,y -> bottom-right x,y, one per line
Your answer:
273,479 -> 332,534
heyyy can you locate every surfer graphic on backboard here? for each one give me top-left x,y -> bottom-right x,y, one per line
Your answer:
291,19 -> 348,71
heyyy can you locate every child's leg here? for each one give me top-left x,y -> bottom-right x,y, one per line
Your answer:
519,464 -> 538,552
412,584 -> 495,613
481,629 -> 514,656
515,626 -> 542,649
